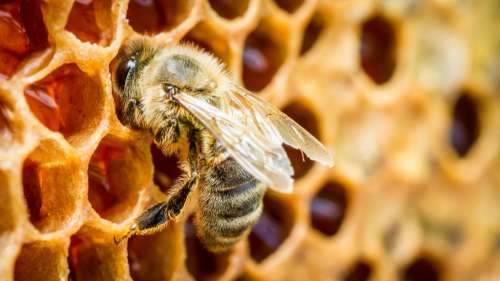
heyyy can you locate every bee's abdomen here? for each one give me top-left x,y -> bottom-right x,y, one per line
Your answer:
197,159 -> 266,252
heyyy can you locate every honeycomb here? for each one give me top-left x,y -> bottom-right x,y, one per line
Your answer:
1,0 -> 500,280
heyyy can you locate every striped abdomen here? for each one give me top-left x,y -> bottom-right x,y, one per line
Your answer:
196,158 -> 266,252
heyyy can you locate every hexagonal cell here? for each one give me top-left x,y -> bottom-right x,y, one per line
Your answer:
400,256 -> 442,281
310,181 -> 348,236
448,91 -> 479,157
360,14 -> 397,84
243,20 -> 288,92
0,0 -> 48,79
300,12 -> 326,56
208,0 -> 249,19
88,135 -> 150,222
248,193 -> 294,262
22,141 -> 80,233
343,260 -> 372,281
128,224 -> 181,281
182,21 -> 231,67
65,0 -> 113,45
127,0 -> 194,35
14,240 -> 67,281
185,218 -> 231,281
273,0 -> 304,13
282,101 -> 320,179
151,144 -> 182,194
68,233 -> 128,281
24,64 -> 104,147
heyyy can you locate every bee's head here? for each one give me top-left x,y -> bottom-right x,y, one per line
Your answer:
112,40 -> 157,99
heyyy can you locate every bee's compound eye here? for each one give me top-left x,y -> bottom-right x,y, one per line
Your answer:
116,57 -> 137,91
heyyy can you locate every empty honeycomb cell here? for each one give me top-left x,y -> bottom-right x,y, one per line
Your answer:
0,0 -> 48,79
242,21 -> 287,91
300,12 -> 325,56
22,143 -> 80,233
282,101 -> 320,179
65,0 -> 113,45
273,0 -> 304,13
127,0 -> 194,35
343,260 -> 372,281
151,144 -> 182,193
185,218 -> 231,281
88,136 -> 150,222
23,64 -> 104,146
68,234 -> 127,281
309,181 -> 348,236
360,14 -> 397,84
401,256 -> 441,281
448,92 -> 479,157
128,224 -> 181,281
14,240 -> 67,281
248,193 -> 294,262
182,21 -> 231,66
208,0 -> 249,19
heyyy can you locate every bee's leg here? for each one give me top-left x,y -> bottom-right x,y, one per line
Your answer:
115,128 -> 200,244
114,176 -> 198,244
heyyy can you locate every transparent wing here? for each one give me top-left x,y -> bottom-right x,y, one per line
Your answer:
174,92 -> 294,193
228,84 -> 334,167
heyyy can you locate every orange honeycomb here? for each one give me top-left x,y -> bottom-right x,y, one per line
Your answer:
1,0 -> 500,281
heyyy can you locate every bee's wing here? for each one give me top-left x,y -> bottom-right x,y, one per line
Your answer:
229,84 -> 334,167
174,92 -> 294,193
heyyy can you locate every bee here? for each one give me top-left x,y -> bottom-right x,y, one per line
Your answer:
112,40 -> 333,252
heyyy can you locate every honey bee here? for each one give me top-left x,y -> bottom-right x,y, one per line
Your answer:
112,40 -> 333,252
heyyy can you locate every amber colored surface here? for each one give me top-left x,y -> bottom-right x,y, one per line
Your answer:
2,0 -> 500,281
248,194 -> 293,262
24,64 -> 102,142
300,12 -> 324,56
273,0 -> 303,13
401,256 -> 441,281
208,0 -> 249,19
243,23 -> 286,91
282,102 -> 319,179
65,0 -> 106,44
309,181 -> 347,236
449,92 -> 480,157
151,144 -> 182,193
127,0 -> 192,34
360,15 -> 397,84
343,261 -> 372,281
0,0 -> 47,79
185,219 -> 230,281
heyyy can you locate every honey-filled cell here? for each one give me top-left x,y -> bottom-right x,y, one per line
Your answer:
243,20 -> 288,92
127,0 -> 194,35
22,141 -> 80,233
24,64 -> 103,146
282,101 -> 321,179
88,136 -> 150,222
128,224 -> 181,281
184,218 -> 231,281
248,194 -> 295,262
65,0 -> 113,45
208,0 -> 249,19
0,0 -> 48,79
360,14 -> 397,84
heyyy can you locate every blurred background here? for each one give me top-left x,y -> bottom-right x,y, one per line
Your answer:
1,0 -> 500,281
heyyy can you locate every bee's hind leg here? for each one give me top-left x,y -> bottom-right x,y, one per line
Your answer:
114,176 -> 199,244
